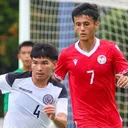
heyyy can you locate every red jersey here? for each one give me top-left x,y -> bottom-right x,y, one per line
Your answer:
54,38 -> 128,128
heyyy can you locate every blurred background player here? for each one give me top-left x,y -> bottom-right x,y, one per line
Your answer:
4,41 -> 34,116
54,2 -> 128,128
1,42 -> 67,128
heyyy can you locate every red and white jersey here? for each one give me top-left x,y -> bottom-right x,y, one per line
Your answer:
54,38 -> 128,127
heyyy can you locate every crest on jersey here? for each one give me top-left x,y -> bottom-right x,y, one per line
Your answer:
97,55 -> 106,64
43,94 -> 54,105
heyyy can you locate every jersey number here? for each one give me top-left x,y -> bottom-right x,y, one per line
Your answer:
33,105 -> 40,118
87,70 -> 94,84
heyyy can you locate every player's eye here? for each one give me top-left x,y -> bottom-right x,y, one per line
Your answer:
21,52 -> 26,55
76,22 -> 81,26
33,61 -> 37,64
83,22 -> 90,26
42,62 -> 48,65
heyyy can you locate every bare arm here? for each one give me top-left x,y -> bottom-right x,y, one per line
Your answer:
53,113 -> 67,128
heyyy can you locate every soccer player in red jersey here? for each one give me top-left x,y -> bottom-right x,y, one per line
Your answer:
53,3 -> 128,128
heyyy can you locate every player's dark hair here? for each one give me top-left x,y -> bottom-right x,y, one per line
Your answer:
72,3 -> 100,22
18,41 -> 34,53
30,43 -> 58,61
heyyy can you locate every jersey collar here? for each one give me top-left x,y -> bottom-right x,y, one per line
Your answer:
75,38 -> 100,57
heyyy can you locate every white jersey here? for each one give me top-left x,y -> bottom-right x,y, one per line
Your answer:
0,71 -> 68,128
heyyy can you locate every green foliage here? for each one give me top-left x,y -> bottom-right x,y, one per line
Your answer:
0,0 -> 19,117
0,1 -> 19,35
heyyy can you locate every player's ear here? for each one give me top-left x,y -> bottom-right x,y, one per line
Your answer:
95,21 -> 100,29
53,60 -> 58,70
17,53 -> 20,59
73,23 -> 77,31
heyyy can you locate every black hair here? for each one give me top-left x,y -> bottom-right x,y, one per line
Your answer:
72,3 -> 100,22
30,43 -> 58,61
18,41 -> 34,53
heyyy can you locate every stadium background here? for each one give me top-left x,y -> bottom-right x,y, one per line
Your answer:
0,0 -> 128,128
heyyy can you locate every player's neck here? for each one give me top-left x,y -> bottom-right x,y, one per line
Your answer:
32,77 -> 49,88
22,66 -> 31,72
79,38 -> 96,52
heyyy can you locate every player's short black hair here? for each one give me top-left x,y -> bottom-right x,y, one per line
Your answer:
30,43 -> 58,61
18,41 -> 34,53
72,3 -> 100,22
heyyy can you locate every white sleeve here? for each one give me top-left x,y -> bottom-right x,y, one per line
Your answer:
55,98 -> 68,115
0,74 -> 11,94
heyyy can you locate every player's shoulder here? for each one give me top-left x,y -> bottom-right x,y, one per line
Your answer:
8,71 -> 31,78
49,78 -> 68,97
59,43 -> 76,60
100,39 -> 117,47
49,78 -> 65,89
6,71 -> 32,85
61,43 -> 75,54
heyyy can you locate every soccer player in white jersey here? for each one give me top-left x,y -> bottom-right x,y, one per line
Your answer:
53,3 -> 128,128
0,43 -> 67,128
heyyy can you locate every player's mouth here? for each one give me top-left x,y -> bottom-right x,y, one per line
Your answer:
36,73 -> 44,76
80,33 -> 86,36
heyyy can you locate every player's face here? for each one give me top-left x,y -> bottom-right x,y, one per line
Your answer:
74,15 -> 99,42
18,46 -> 32,67
31,57 -> 56,82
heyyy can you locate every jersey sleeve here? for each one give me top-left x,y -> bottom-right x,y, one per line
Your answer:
112,44 -> 128,74
0,74 -> 12,94
0,72 -> 22,94
56,85 -> 68,115
54,49 -> 68,80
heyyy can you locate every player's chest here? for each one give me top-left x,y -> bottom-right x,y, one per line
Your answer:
67,51 -> 113,75
13,82 -> 59,106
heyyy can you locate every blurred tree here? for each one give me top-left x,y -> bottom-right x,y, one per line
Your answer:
0,0 -> 19,117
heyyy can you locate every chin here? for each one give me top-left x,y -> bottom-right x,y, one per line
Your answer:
81,38 -> 88,42
36,78 -> 43,82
